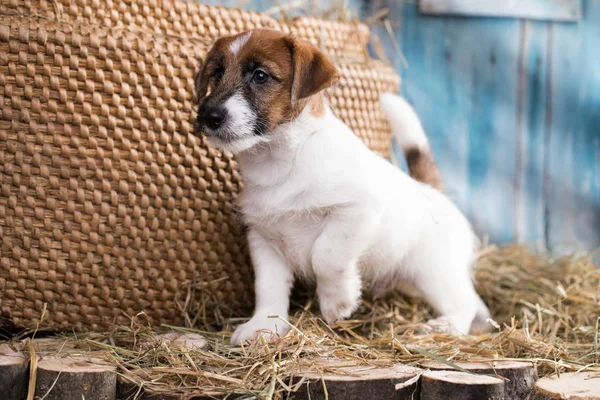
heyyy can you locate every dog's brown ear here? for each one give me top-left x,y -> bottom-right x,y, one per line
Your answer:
195,38 -> 226,101
288,37 -> 340,103
194,62 -> 210,101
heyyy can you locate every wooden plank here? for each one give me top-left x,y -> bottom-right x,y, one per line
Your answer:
374,1 -> 521,243
514,20 -> 550,247
420,0 -> 582,22
546,0 -> 600,253
200,0 -> 365,20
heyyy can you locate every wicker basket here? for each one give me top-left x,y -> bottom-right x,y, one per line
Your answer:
0,0 -> 400,331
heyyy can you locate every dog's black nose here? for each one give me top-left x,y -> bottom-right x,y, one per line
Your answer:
204,107 -> 226,130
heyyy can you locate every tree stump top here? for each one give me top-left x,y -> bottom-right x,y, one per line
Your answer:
38,355 -> 116,373
421,360 -> 535,371
158,332 -> 209,351
0,343 -> 27,366
423,370 -> 504,385
535,372 -> 600,399
297,359 -> 421,381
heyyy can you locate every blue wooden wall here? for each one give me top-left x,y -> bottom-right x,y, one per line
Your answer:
202,0 -> 600,253
369,1 -> 600,253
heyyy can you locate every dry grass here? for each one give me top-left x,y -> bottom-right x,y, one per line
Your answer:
3,245 -> 599,398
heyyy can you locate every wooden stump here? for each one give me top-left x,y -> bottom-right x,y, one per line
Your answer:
420,360 -> 537,398
292,359 -> 422,400
420,370 -> 504,400
0,343 -> 29,400
156,332 -> 209,351
532,372 -> 600,400
35,355 -> 117,400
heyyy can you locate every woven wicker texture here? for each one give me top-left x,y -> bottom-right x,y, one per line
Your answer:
1,0 -> 369,61
0,1 -> 400,331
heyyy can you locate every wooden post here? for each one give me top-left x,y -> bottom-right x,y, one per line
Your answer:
292,359 -> 422,399
420,370 -> 504,400
35,355 -> 117,400
0,343 -> 29,400
420,360 -> 537,398
532,372 -> 600,399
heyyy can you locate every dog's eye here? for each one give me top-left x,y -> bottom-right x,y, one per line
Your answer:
252,70 -> 269,84
213,68 -> 223,80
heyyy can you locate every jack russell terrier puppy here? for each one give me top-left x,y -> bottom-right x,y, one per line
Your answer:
194,29 -> 491,345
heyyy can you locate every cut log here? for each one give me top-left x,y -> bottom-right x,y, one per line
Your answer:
421,370 -> 504,400
129,332 -> 209,354
156,332 -> 209,351
0,343 -> 29,400
532,372 -> 600,400
292,359 -> 422,400
35,355 -> 117,400
420,360 -> 537,398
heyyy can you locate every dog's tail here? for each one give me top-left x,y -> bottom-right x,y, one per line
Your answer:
380,93 -> 443,191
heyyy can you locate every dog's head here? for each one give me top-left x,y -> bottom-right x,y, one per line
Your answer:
194,29 -> 339,153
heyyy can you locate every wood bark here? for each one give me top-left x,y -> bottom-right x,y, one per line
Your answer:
420,360 -> 537,398
0,343 -> 29,400
35,355 -> 117,400
292,359 -> 422,400
420,370 -> 504,400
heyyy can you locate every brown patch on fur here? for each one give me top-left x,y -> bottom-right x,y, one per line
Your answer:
405,147 -> 444,191
288,38 -> 340,104
195,29 -> 339,135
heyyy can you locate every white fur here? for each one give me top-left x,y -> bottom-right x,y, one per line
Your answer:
229,32 -> 252,56
380,93 -> 429,152
206,92 -> 267,153
229,94 -> 490,344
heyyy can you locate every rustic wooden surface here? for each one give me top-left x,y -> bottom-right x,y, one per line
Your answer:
0,341 -> 586,400
420,360 -> 537,398
0,343 -> 29,400
292,360 -> 421,400
35,355 -> 117,400
419,0 -> 583,22
369,0 -> 600,252
420,370 -> 505,400
532,372 -> 600,399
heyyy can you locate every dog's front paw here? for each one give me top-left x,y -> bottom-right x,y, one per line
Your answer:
318,284 -> 361,324
230,315 -> 290,345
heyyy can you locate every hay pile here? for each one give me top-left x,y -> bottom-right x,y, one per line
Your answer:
4,245 -> 599,398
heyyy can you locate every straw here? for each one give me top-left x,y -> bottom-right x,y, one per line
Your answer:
4,245 -> 597,398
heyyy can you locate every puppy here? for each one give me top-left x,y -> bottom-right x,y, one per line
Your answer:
194,29 -> 491,345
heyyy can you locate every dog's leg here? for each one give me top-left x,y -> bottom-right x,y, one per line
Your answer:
312,205 -> 380,324
413,261 -> 480,334
230,229 -> 294,344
